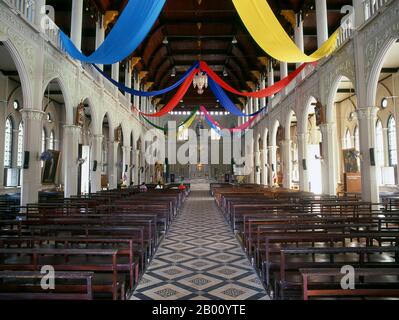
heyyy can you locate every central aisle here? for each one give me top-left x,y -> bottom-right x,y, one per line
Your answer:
131,191 -> 270,300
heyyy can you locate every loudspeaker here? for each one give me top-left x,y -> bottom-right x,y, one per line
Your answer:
302,159 -> 307,171
23,151 -> 30,169
93,160 -> 98,172
271,164 -> 275,172
370,148 -> 375,166
125,165 -> 128,172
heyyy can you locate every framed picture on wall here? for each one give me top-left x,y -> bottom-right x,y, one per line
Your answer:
42,150 -> 61,185
343,149 -> 359,173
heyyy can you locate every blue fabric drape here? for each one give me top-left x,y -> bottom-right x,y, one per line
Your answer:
93,62 -> 199,97
208,77 -> 265,117
60,0 -> 166,64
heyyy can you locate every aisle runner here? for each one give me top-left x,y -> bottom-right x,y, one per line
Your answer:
131,191 -> 269,300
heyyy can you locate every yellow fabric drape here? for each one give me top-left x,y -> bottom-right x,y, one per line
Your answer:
232,0 -> 339,63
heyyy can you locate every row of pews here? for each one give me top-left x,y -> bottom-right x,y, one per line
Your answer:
212,185 -> 399,300
0,186 -> 189,300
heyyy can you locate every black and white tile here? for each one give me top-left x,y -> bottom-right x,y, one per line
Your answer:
131,191 -> 270,300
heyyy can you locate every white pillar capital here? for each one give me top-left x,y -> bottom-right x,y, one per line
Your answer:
21,109 -> 45,122
356,106 -> 379,120
63,124 -> 82,134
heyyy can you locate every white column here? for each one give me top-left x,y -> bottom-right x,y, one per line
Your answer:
294,13 -> 304,68
316,0 -> 329,48
34,0 -> 46,29
112,63 -> 120,82
320,122 -> 338,195
132,150 -> 140,185
90,134 -> 103,193
122,145 -> 131,184
0,103 -> 5,188
125,63 -> 132,104
268,145 -> 278,186
261,149 -> 269,186
297,133 -> 310,191
63,125 -> 81,198
20,110 -> 45,205
255,151 -> 261,184
356,106 -> 379,202
280,62 -> 288,95
282,139 -> 292,189
260,75 -> 266,108
108,141 -> 118,189
95,15 -> 105,70
353,0 -> 366,28
70,0 -> 84,50
134,74 -> 140,110
280,62 -> 288,79
268,64 -> 274,99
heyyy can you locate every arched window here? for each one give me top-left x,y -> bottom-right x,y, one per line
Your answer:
388,116 -> 397,166
49,130 -> 55,150
376,119 -> 384,166
17,122 -> 24,168
354,126 -> 360,151
4,117 -> 13,167
343,128 -> 352,149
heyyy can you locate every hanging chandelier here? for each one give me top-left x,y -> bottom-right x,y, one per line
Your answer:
193,71 -> 208,95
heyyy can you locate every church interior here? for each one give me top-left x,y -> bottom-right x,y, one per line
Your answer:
1,0 -> 399,301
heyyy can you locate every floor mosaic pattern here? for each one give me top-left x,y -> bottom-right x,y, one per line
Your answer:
131,191 -> 270,300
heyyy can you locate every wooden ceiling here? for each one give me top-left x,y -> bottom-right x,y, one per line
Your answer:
48,0 -> 350,109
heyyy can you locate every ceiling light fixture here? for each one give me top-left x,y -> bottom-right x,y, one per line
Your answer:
232,36 -> 238,44
171,67 -> 176,77
162,37 -> 169,45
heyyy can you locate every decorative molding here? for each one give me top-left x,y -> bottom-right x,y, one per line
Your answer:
104,11 -> 119,29
21,109 -> 45,121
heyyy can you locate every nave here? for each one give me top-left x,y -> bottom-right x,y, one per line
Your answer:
132,191 -> 269,300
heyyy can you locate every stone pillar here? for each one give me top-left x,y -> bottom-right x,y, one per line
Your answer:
294,13 -> 304,68
353,0 -> 366,28
356,106 -> 379,203
112,63 -> 120,82
134,74 -> 140,110
316,0 -> 329,48
281,139 -> 292,189
320,122 -> 338,195
34,0 -> 46,29
70,0 -> 83,50
132,150 -> 140,185
260,75 -> 266,108
108,141 -> 119,189
122,145 -> 131,184
280,62 -> 288,95
268,145 -> 278,186
268,64 -> 275,99
261,148 -> 269,186
95,14 -> 105,70
20,110 -> 45,205
90,134 -> 103,193
125,62 -> 132,104
297,133 -> 310,192
63,125 -> 81,198
0,102 -> 6,187
255,151 -> 261,184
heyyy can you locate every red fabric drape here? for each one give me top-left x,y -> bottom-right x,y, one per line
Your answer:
137,69 -> 199,117
199,61 -> 317,98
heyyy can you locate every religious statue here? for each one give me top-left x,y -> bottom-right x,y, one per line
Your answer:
115,125 -> 122,143
75,102 -> 85,127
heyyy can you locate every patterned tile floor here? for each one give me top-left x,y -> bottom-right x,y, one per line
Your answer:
131,191 -> 270,300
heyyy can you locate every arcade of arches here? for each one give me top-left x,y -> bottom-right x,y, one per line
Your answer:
1,0 -> 399,301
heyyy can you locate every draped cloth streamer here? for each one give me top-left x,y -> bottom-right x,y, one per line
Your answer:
208,77 -> 265,117
232,0 -> 339,63
200,106 -> 257,133
141,106 -> 200,133
200,61 -> 315,98
94,62 -> 199,97
136,69 -> 199,117
60,0 -> 166,64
